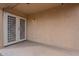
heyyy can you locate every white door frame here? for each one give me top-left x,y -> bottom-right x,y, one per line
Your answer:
17,16 -> 26,42
3,12 -> 26,46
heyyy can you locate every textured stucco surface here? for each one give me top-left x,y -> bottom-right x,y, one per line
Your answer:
0,9 -> 3,48
27,4 -> 79,50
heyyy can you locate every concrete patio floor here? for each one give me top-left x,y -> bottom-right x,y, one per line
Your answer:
0,40 -> 79,56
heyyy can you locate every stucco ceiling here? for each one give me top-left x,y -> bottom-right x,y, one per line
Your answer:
0,3 -> 17,9
12,3 -> 61,14
0,3 -> 61,14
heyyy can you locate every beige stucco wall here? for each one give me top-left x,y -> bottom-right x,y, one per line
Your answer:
27,4 -> 79,50
0,9 -> 3,48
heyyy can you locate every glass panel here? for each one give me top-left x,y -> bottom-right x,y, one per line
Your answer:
20,19 -> 25,39
8,15 -> 16,42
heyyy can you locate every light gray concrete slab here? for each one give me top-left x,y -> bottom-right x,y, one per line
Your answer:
0,41 -> 79,56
